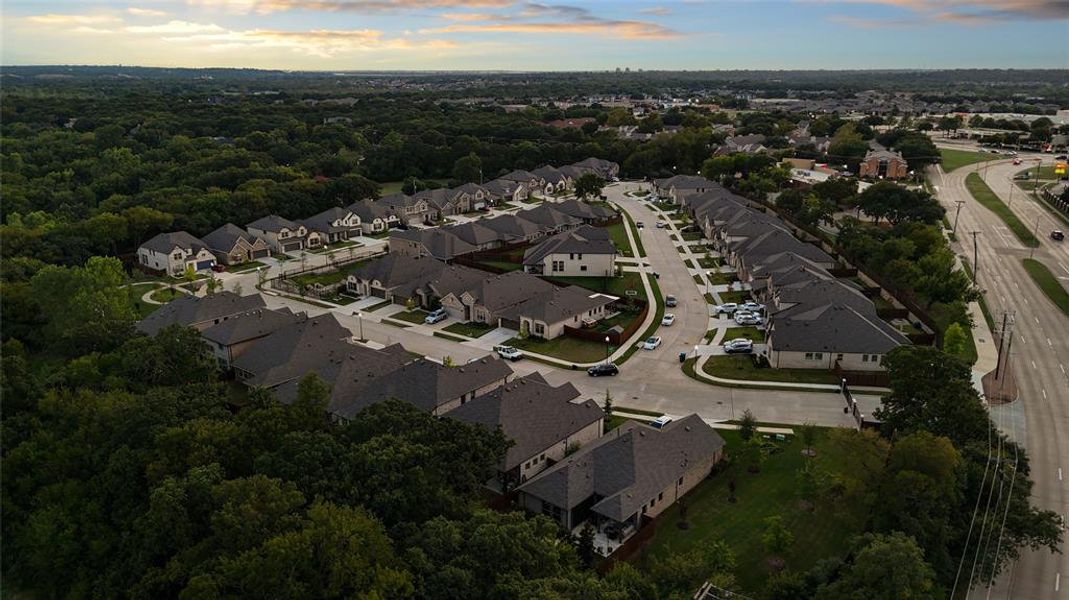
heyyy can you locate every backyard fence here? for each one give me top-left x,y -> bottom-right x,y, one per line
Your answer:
563,299 -> 649,347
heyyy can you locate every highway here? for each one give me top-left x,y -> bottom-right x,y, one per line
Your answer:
932,153 -> 1069,600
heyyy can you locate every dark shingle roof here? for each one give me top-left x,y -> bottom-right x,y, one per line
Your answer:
515,205 -> 581,231
141,231 -> 208,254
231,313 -> 356,388
518,414 -> 724,521
202,223 -> 259,253
523,226 -> 616,266
390,229 -> 477,260
553,199 -> 616,221
200,307 -> 302,346
449,373 -> 600,471
302,207 -> 353,233
769,303 -> 909,354
136,292 -> 267,335
247,214 -> 300,232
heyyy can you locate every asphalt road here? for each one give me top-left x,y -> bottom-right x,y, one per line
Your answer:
932,154 -> 1069,600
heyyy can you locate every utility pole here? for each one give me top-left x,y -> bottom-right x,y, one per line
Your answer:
971,231 -> 981,285
1029,216 -> 1041,259
952,200 -> 966,236
994,311 -> 1009,379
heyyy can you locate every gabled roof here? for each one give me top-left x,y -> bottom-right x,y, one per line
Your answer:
453,182 -> 489,196
202,223 -> 262,253
136,292 -> 267,335
505,285 -> 615,324
140,231 -> 208,254
864,148 -> 907,162
390,228 -> 477,260
523,226 -> 616,266
346,198 -> 393,222
500,169 -> 540,183
531,165 -> 569,184
515,205 -> 581,231
200,307 -> 302,346
772,278 -> 873,317
653,174 -> 715,190
518,415 -> 724,521
302,207 -> 354,233
553,199 -> 616,221
769,303 -> 909,354
247,214 -> 300,232
412,188 -> 456,210
572,157 -> 617,172
480,213 -> 543,240
449,373 -> 600,471
484,178 -> 525,197
448,221 -> 502,247
731,229 -> 834,266
231,313 -> 355,388
349,253 -> 448,296
330,355 -> 514,420
558,165 -> 586,179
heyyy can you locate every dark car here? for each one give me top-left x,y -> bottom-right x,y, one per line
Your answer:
211,264 -> 226,273
587,363 -> 619,377
1052,230 -> 1065,241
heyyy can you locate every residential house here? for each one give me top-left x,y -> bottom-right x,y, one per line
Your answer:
231,313 -> 366,389
200,307 -> 302,368
553,199 -> 617,225
302,207 -> 361,244
450,372 -> 603,487
858,149 -> 909,179
515,204 -> 582,234
136,291 -> 267,336
413,188 -> 470,220
201,223 -> 271,266
389,228 -> 477,261
517,415 -> 724,538
453,182 -> 492,210
765,302 -> 909,371
531,165 -> 572,195
347,199 -> 399,235
247,215 -> 313,254
480,213 -> 545,244
328,355 -> 514,420
523,226 -> 617,277
448,221 -> 506,250
345,253 -> 483,307
484,178 -> 529,203
571,157 -> 620,180
714,134 -> 768,156
499,169 -> 545,194
137,231 -> 217,277
652,175 -> 718,204
728,229 -> 837,280
379,192 -> 433,225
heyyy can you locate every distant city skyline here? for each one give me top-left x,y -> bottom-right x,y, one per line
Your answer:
3,1 -> 1067,70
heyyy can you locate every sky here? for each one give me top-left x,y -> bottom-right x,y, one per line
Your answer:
2,1 -> 1067,70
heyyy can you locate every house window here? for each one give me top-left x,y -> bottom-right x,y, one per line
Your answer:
678,477 -> 684,486
540,453 -> 545,460
577,253 -> 583,260
534,323 -> 545,335
569,253 -> 574,260
658,492 -> 664,501
580,265 -> 587,272
836,354 -> 843,361
862,354 -> 870,362
805,352 -> 823,361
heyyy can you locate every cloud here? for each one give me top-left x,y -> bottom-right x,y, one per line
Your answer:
127,7 -> 171,17
161,27 -> 458,57
439,12 -> 501,21
126,20 -> 226,34
819,0 -> 1069,26
429,2 -> 681,39
639,6 -> 672,15
186,0 -> 513,14
25,14 -> 122,25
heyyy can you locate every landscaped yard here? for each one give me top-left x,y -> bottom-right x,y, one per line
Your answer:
621,212 -> 648,257
505,335 -> 609,363
965,173 -> 1039,247
150,287 -> 183,303
547,272 -> 647,302
1016,166 -> 1059,181
1023,258 -> 1069,317
443,321 -> 495,338
593,309 -> 642,333
705,271 -> 738,285
723,326 -> 766,343
697,256 -> 722,269
389,309 -> 429,324
718,290 -> 752,304
365,299 -> 394,312
478,260 -> 524,272
308,240 -> 362,254
703,355 -> 841,385
939,148 -> 998,172
226,260 -> 267,273
640,429 -> 865,594
292,270 -> 348,288
605,222 -> 635,258
682,231 -> 703,241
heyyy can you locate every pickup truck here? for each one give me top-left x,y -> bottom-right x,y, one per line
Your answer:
493,345 -> 524,361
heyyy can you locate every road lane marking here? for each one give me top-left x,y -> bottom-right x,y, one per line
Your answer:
1042,389 -> 1048,399
1062,364 -> 1066,375
1032,360 -> 1038,370
1036,317 -> 1041,324
1059,468 -> 1064,482
1049,338 -> 1054,347
1056,572 -> 1061,593
1015,282 -> 1020,290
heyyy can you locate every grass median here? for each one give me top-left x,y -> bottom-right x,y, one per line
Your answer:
965,173 -> 1039,248
1022,258 -> 1069,317
940,148 -> 997,173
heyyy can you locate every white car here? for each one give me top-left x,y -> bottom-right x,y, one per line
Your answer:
714,303 -> 739,315
656,221 -> 666,229
642,336 -> 662,350
493,345 -> 524,361
424,308 -> 447,324
739,301 -> 764,313
661,314 -> 676,326
723,338 -> 754,354
734,311 -> 763,325
650,415 -> 674,429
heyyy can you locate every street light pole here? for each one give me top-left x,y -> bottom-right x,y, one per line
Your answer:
604,336 -> 611,365
357,311 -> 364,341
971,231 -> 981,285
952,200 -> 966,236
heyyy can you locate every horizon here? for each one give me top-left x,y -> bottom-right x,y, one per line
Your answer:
3,1 -> 1067,70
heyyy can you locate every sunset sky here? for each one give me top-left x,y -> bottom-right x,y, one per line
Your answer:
2,1 -> 1066,70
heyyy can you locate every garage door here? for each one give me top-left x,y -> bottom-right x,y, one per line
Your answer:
282,242 -> 302,253
196,260 -> 214,271
251,249 -> 269,259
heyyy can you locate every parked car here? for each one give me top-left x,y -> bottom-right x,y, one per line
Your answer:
642,336 -> 662,350
734,311 -> 763,325
587,363 -> 619,377
650,415 -> 674,429
1056,155 -> 1068,160
211,264 -> 226,273
1013,158 -> 1022,165
424,308 -> 448,324
1052,230 -> 1065,241
493,345 -> 524,361
739,301 -> 764,313
723,338 -> 754,354
636,221 -> 645,229
1014,173 -> 1031,180
661,314 -> 676,326
665,294 -> 677,307
655,221 -> 665,229
714,302 -> 739,315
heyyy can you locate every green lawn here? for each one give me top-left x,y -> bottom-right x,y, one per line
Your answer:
682,231 -> 703,241
389,309 -> 429,324
723,326 -> 766,343
443,321 -> 495,338
697,256 -> 722,269
965,173 -> 1040,247
547,272 -> 647,302
929,300 -> 978,365
593,310 -> 643,333
1023,259 -> 1069,317
478,260 -> 523,272
292,270 -> 348,287
365,299 -> 394,312
940,148 -> 998,172
133,295 -> 163,318
718,290 -> 753,304
226,260 -> 267,273
433,331 -> 467,342
705,271 -> 738,285
605,222 -> 635,258
621,212 -> 648,257
641,429 -> 865,594
308,240 -> 362,255
505,335 -> 609,363
150,287 -> 182,303
1016,166 -> 1060,181
703,355 -> 841,385
618,277 -> 665,363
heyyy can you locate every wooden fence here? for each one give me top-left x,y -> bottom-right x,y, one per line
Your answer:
563,300 -> 649,347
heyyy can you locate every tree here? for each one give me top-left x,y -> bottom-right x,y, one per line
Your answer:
452,152 -> 482,184
814,533 -> 936,600
743,436 -> 765,473
602,389 -> 613,419
648,542 -> 736,595
573,173 -> 605,200
576,525 -> 596,568
442,355 -> 454,368
942,322 -> 968,357
799,422 -> 818,458
762,515 -> 794,568
739,408 -> 757,441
